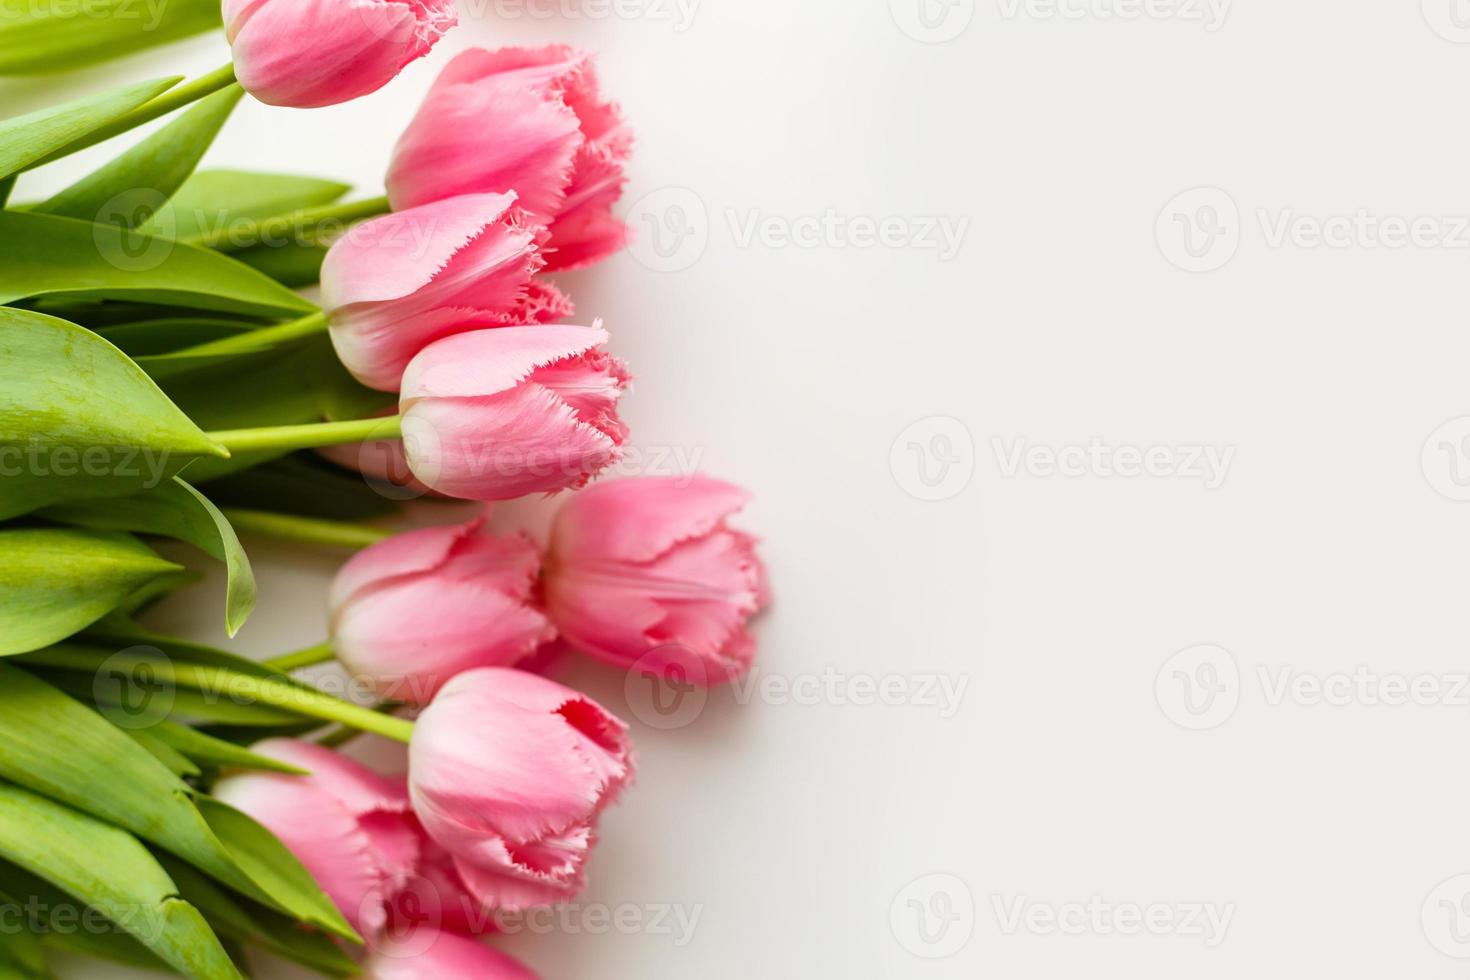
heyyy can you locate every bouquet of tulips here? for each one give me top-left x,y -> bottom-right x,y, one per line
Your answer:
0,4 -> 769,978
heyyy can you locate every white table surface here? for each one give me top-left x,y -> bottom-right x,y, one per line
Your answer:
8,1 -> 1470,976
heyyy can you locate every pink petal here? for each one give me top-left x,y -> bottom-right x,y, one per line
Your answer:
399,324 -> 611,401
550,475 -> 751,565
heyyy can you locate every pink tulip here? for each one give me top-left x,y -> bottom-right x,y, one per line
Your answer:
364,930 -> 537,980
321,193 -> 573,392
408,668 -> 634,911
544,476 -> 769,684
212,740 -> 418,936
223,0 -> 456,109
329,519 -> 556,704
397,323 -> 631,501
386,46 -> 632,271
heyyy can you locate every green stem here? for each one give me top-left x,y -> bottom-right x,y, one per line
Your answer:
208,415 -> 403,456
34,650 -> 414,743
171,311 -> 328,358
224,509 -> 393,550
261,641 -> 336,673
31,64 -> 239,169
188,195 -> 393,252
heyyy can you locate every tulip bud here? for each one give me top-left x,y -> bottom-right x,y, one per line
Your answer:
386,46 -> 631,271
320,193 -> 572,391
364,930 -> 537,980
212,740 -> 418,936
329,519 -> 555,704
224,0 -> 456,109
408,668 -> 634,911
544,476 -> 769,684
397,323 -> 631,500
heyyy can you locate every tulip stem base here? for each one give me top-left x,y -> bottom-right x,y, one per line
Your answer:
262,641 -> 337,672
171,311 -> 328,358
224,509 -> 394,550
208,415 -> 404,456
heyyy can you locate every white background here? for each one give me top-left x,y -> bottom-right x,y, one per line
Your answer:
9,0 -> 1470,976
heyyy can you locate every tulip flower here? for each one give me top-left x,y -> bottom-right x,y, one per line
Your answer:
213,739 -> 419,936
205,322 -> 630,502
320,193 -> 573,391
386,45 -> 632,271
408,668 -> 635,911
224,0 -> 456,109
398,323 -> 631,500
364,930 -> 537,979
544,476 -> 770,684
329,519 -> 555,703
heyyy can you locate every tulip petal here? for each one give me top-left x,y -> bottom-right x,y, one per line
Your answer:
551,475 -> 751,565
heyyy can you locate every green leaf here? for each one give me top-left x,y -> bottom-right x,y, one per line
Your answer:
148,720 -> 309,776
0,664 -> 356,943
0,860 -> 168,972
0,0 -> 219,75
0,528 -> 180,657
0,782 -> 240,979
0,77 -> 179,179
0,307 -> 226,519
28,666 -> 306,728
126,727 -> 202,778
140,170 -> 350,246
0,211 -> 314,317
35,87 -> 244,226
0,925 -> 51,980
234,242 -> 330,288
41,478 -> 258,637
159,858 -> 359,978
